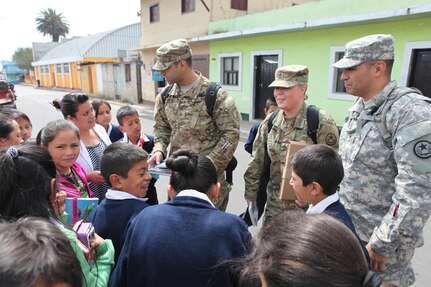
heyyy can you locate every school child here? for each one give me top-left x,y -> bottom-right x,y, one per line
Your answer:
0,108 -> 33,142
41,119 -> 94,199
0,113 -> 22,147
116,105 -> 158,205
244,98 -> 277,154
92,100 -> 123,143
290,144 -> 369,262
93,142 -> 152,262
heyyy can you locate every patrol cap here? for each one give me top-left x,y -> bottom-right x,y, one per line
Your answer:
268,65 -> 308,88
333,34 -> 394,69
153,39 -> 192,71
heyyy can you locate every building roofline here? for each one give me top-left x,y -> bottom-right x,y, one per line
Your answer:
192,3 -> 431,42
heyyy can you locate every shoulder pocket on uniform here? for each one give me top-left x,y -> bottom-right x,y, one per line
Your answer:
396,121 -> 431,173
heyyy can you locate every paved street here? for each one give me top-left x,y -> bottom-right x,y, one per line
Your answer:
13,84 -> 431,286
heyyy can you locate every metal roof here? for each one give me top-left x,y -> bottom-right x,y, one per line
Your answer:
32,23 -> 140,66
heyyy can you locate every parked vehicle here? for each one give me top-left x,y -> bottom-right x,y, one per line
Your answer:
0,80 -> 16,109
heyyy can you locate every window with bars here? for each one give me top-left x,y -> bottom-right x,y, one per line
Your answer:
182,0 -> 195,13
334,52 -> 346,93
222,57 -> 239,86
63,63 -> 70,74
125,64 -> 131,82
231,0 -> 247,11
56,64 -> 62,74
150,4 -> 160,23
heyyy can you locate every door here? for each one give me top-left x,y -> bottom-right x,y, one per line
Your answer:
254,55 -> 278,119
408,49 -> 431,98
114,64 -> 121,100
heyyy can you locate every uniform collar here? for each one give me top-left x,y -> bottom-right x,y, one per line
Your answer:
105,189 -> 148,202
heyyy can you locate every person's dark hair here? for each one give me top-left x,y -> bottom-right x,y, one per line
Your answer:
183,56 -> 192,67
0,217 -> 82,287
0,144 -> 56,219
238,213 -> 381,287
0,107 -> 19,118
266,98 -> 277,109
3,109 -> 32,127
290,144 -> 343,195
91,99 -> 111,118
101,142 -> 148,187
41,119 -> 80,147
53,93 -> 89,118
165,149 -> 217,194
35,128 -> 44,146
383,59 -> 394,75
116,105 -> 139,126
0,113 -> 15,140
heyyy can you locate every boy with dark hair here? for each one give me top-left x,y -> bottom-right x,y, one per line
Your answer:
290,144 -> 369,262
93,142 -> 152,262
116,105 -> 158,205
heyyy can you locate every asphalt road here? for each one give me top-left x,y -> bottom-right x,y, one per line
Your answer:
12,84 -> 431,286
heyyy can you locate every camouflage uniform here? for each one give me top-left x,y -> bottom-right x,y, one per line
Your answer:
335,34 -> 431,286
153,72 -> 240,211
244,65 -> 339,222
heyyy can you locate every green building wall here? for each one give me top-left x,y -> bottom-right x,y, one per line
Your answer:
207,0 -> 431,125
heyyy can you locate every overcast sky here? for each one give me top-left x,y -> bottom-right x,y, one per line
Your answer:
0,0 -> 141,61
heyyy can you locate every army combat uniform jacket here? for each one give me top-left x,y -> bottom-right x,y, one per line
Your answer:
338,81 -> 431,285
153,72 -> 241,210
244,102 -> 339,221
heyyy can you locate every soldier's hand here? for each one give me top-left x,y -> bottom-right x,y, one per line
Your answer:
366,243 -> 389,271
148,151 -> 164,165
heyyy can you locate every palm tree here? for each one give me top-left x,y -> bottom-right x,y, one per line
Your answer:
35,8 -> 70,42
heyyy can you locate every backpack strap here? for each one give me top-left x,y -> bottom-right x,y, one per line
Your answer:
371,87 -> 423,150
267,109 -> 279,134
205,82 -> 221,116
306,105 -> 320,144
161,84 -> 174,104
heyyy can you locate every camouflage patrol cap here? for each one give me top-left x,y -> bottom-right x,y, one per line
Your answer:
333,34 -> 394,68
268,65 -> 308,88
153,39 -> 192,71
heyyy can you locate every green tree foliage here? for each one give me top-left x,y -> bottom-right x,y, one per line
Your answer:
35,8 -> 70,42
12,47 -> 33,70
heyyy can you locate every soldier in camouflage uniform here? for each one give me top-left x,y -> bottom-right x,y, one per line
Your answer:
244,65 -> 339,223
334,34 -> 431,286
149,39 -> 240,211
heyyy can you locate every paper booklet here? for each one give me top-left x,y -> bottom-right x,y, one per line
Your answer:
280,141 -> 310,200
148,161 -> 172,176
64,197 -> 98,225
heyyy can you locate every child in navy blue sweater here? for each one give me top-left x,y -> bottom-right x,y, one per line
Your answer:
117,105 -> 158,205
93,142 -> 152,262
289,144 -> 370,263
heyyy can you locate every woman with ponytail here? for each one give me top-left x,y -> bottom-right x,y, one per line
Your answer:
110,149 -> 251,287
